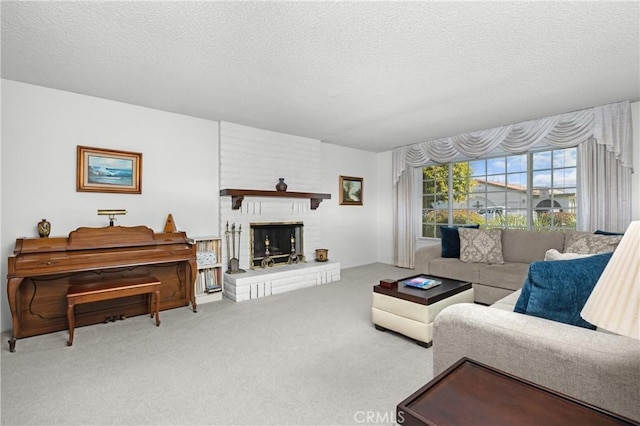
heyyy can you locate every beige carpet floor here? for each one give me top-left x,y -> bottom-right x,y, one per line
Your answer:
1,263 -> 433,425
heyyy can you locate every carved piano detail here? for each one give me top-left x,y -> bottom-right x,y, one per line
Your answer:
6,225 -> 197,352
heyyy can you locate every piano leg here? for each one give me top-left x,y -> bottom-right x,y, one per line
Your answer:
67,303 -> 75,346
152,289 -> 161,326
7,278 -> 24,353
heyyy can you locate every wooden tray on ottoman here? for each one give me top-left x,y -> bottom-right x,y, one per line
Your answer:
374,274 -> 471,305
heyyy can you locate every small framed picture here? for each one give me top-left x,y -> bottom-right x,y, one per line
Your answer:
339,175 -> 363,206
77,146 -> 142,194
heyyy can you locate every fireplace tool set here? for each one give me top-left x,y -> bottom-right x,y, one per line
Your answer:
225,222 -> 245,274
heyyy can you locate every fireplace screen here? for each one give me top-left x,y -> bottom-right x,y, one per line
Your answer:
250,222 -> 304,269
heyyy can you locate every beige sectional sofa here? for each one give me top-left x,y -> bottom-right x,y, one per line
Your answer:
433,291 -> 640,422
420,227 -> 638,420
416,229 -> 571,305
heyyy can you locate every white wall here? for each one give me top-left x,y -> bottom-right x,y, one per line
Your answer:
1,80 -> 220,332
376,150 -> 394,265
321,143 -> 381,268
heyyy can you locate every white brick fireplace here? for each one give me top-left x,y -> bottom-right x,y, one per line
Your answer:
219,122 -> 340,301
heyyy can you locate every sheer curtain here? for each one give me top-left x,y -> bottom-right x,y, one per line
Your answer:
392,101 -> 633,267
578,141 -> 632,232
578,102 -> 634,232
393,164 -> 419,268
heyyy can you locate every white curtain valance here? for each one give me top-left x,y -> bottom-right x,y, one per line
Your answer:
393,101 -> 632,184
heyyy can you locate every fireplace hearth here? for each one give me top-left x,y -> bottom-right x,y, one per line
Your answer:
250,222 -> 304,269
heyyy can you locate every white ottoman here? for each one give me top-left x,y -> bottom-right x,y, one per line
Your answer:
372,276 -> 474,347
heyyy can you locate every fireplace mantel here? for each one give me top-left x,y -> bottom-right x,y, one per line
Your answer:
220,189 -> 331,210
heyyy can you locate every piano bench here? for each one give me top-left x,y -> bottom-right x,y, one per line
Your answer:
66,276 -> 161,347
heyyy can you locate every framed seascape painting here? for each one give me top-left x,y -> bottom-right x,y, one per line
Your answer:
339,175 -> 363,206
76,146 -> 142,194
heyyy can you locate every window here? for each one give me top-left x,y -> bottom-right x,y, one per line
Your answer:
421,164 -> 450,238
422,147 -> 577,237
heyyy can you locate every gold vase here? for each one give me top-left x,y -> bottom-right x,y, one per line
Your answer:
37,219 -> 51,238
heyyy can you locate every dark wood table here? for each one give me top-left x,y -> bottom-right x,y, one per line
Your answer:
397,358 -> 639,425
373,275 -> 472,306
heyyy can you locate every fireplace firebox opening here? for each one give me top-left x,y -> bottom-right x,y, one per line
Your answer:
250,222 -> 304,269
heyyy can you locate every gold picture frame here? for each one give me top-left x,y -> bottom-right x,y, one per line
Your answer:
339,175 -> 363,206
77,146 -> 142,194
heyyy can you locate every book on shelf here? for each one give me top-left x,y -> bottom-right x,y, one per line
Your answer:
197,268 -> 221,293
205,284 -> 222,294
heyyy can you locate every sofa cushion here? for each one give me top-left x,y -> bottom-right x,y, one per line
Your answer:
440,224 -> 480,258
565,231 -> 622,254
513,252 -> 613,329
502,229 -> 566,263
459,228 -> 504,264
429,257 -> 481,284
490,289 -> 522,311
478,262 -> 531,291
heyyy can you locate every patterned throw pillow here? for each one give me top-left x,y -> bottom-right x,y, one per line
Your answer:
565,232 -> 622,254
458,228 -> 504,264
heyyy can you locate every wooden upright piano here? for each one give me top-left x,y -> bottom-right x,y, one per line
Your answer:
6,225 -> 197,352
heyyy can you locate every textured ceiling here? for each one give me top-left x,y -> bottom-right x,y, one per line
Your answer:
2,1 -> 639,153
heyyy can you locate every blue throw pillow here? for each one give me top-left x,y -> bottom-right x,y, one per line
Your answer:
594,229 -> 624,236
513,252 -> 613,329
514,276 -> 533,313
440,224 -> 480,258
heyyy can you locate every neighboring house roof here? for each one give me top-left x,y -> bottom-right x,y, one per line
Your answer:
473,179 -> 571,196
